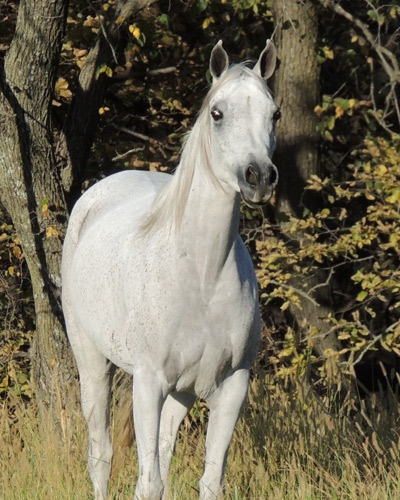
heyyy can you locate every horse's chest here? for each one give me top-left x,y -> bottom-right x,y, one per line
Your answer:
134,263 -> 259,397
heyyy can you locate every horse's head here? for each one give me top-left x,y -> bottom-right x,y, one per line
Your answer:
206,40 -> 279,207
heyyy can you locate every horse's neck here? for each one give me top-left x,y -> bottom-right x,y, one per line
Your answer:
177,165 -> 240,286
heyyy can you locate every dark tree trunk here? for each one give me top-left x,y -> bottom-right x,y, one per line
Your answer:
0,0 -> 156,407
272,0 -> 320,215
0,0 -> 75,404
271,0 -> 342,385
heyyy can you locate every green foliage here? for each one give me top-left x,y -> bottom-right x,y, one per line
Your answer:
256,135 -> 400,383
251,0 -> 400,389
0,209 -> 33,334
0,330 -> 32,399
0,214 -> 32,400
1,0 -> 399,402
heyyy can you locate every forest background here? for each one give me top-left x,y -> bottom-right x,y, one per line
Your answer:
0,0 -> 400,498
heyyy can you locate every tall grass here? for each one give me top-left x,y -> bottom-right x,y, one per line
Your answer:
2,374 -> 400,500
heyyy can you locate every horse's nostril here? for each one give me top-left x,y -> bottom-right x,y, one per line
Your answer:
269,165 -> 278,185
245,165 -> 259,187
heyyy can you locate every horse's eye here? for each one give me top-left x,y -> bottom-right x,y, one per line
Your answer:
211,106 -> 223,121
273,108 -> 282,122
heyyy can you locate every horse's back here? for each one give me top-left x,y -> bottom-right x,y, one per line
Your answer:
65,170 -> 170,248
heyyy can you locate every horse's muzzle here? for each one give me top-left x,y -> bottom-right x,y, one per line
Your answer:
240,161 -> 278,207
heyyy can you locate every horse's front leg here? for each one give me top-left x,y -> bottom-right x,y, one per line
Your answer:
200,368 -> 250,500
132,370 -> 166,500
159,391 -> 196,499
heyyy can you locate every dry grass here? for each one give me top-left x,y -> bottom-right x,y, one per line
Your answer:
1,375 -> 400,500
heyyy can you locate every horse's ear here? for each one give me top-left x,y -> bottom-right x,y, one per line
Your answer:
210,40 -> 229,81
254,40 -> 276,81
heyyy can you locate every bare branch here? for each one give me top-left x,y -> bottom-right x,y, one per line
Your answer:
268,279 -> 321,308
147,66 -> 177,76
319,0 -> 400,134
112,146 -> 145,162
320,0 -> 399,81
112,124 -> 152,142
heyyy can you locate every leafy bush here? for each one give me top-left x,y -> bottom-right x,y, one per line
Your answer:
256,135 -> 400,388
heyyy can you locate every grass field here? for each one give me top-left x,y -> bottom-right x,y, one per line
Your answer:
2,374 -> 400,500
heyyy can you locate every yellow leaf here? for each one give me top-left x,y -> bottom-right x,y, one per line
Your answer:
13,245 -> 22,259
280,300 -> 290,311
323,46 -> 334,59
202,17 -> 214,29
129,24 -> 141,39
320,208 -> 331,218
314,105 -> 324,116
96,64 -> 113,79
376,164 -> 387,176
62,40 -> 73,51
279,347 -> 294,357
335,104 -> 344,119
357,290 -> 368,301
83,15 -> 98,27
46,226 -> 59,239
73,48 -> 88,59
386,189 -> 400,204
42,202 -> 49,217
54,77 -> 72,100
98,106 -> 110,115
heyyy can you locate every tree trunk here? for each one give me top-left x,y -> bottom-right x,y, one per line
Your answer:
271,0 -> 342,385
272,0 -> 320,215
0,0 -> 156,407
0,0 -> 75,405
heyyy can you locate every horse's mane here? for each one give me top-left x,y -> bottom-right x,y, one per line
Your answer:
140,64 -> 262,236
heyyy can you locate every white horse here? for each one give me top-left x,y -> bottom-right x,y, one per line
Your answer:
62,40 -> 279,500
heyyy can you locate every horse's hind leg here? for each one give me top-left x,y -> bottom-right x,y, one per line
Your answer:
158,391 -> 195,499
68,326 -> 114,500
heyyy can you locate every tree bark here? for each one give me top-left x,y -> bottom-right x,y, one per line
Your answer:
271,0 -> 342,385
0,0 -> 157,407
272,0 -> 320,216
0,0 -> 75,405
